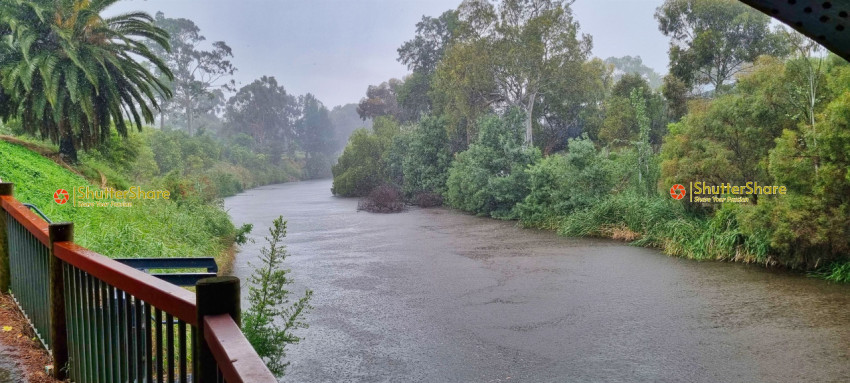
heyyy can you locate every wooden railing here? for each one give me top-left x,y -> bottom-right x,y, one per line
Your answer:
0,182 -> 276,382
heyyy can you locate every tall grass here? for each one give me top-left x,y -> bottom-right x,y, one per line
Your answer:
558,192 -> 772,264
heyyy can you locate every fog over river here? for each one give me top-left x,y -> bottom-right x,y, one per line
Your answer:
225,179 -> 850,383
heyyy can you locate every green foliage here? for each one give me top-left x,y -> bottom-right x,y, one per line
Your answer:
243,216 -> 312,377
401,116 -> 452,196
0,0 -> 173,162
331,131 -> 384,196
517,136 -> 615,228
558,192 -> 685,243
655,0 -> 788,92
331,117 -> 400,196
445,110 -> 541,219
660,57 -> 794,199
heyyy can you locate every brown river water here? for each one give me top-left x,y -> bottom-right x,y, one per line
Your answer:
225,179 -> 850,383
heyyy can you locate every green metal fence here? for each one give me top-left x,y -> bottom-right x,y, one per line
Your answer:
64,264 -> 195,383
5,208 -> 52,348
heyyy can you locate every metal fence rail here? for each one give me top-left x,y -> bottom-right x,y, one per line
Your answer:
0,182 -> 276,383
5,208 -> 52,348
56,242 -> 197,383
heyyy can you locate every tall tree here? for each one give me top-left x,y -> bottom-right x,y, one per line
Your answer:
431,38 -> 498,148
604,55 -> 663,90
297,93 -> 335,161
150,12 -> 236,135
655,0 -> 788,94
329,103 -> 371,152
454,0 -> 592,146
225,76 -> 298,154
0,0 -> 173,163
396,10 -> 460,119
356,79 -> 410,122
398,10 -> 459,75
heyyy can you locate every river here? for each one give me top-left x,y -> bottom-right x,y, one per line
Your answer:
225,179 -> 850,382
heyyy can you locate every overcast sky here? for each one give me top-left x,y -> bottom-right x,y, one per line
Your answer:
108,0 -> 668,108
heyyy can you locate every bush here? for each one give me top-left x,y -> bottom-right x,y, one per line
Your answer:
331,117 -> 400,196
444,109 -> 541,219
243,216 -> 312,377
517,136 -> 616,228
357,184 -> 405,213
401,115 -> 452,197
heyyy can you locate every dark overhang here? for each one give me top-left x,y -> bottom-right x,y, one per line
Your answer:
740,0 -> 850,60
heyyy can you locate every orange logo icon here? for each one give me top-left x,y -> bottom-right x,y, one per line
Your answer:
54,189 -> 69,204
670,184 -> 686,200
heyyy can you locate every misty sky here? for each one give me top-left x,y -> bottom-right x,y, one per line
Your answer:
108,0 -> 668,108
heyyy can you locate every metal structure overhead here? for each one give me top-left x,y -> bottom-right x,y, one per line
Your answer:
741,0 -> 850,60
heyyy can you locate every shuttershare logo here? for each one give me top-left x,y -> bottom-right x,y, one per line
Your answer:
670,181 -> 787,203
52,186 -> 171,208
54,189 -> 69,204
669,184 -> 686,200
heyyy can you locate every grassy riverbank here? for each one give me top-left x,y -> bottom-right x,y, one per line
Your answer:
0,139 -> 239,261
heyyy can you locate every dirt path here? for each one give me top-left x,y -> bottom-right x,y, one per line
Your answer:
0,294 -> 59,383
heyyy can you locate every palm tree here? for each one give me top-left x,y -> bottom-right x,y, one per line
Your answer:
0,0 -> 173,163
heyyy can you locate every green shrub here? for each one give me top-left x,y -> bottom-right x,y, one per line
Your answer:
243,216 -> 312,377
401,115 -> 452,197
517,136 -> 615,228
445,109 -> 541,219
331,117 -> 399,197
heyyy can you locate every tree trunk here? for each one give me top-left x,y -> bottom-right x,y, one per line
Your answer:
58,120 -> 78,164
187,107 -> 194,136
524,93 -> 536,147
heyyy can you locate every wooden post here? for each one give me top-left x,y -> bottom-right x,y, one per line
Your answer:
48,222 -> 72,380
195,276 -> 241,382
0,183 -> 12,292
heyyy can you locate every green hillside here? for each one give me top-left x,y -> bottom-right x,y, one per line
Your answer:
0,140 -> 236,260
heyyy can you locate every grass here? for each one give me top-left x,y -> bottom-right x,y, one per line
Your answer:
0,140 -> 235,260
558,192 -> 773,264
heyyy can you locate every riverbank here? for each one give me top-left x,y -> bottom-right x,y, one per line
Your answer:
0,140 -> 240,261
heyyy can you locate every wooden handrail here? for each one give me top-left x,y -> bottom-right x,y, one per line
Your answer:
53,241 -> 197,325
1,196 -> 49,245
203,314 -> 277,383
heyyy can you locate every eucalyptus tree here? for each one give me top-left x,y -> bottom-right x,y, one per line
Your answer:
0,0 -> 173,163
356,79 -> 409,122
297,93 -> 335,161
150,12 -> 236,135
396,10 -> 460,119
655,0 -> 788,94
449,0 -> 592,147
225,76 -> 298,154
604,55 -> 663,90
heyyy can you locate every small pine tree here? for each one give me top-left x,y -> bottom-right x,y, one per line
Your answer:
242,216 -> 313,377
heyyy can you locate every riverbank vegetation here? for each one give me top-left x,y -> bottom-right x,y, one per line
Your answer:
0,139 -> 238,260
333,0 -> 850,281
